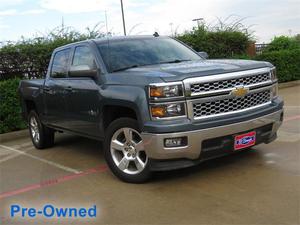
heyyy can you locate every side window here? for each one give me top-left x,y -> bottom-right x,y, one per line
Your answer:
51,49 -> 70,78
72,46 -> 96,69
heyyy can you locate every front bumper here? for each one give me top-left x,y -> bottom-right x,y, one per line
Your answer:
141,109 -> 283,162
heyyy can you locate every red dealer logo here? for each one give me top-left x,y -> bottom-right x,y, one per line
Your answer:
234,131 -> 256,150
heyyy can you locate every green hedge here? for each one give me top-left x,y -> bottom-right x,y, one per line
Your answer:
176,27 -> 251,58
0,38 -> 83,81
231,49 -> 300,83
0,25 -> 105,81
0,78 -> 26,134
254,49 -> 300,82
265,36 -> 300,52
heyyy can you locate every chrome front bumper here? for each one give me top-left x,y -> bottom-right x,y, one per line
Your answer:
141,109 -> 283,160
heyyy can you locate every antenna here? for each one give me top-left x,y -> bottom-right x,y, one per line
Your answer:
153,32 -> 159,37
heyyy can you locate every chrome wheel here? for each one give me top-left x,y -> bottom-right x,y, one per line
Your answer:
110,128 -> 148,175
30,116 -> 40,143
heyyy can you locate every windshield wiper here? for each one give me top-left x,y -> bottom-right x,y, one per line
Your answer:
159,59 -> 191,64
112,65 -> 139,72
112,59 -> 191,72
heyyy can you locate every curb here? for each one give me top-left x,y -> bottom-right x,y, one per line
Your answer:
0,129 -> 29,143
278,80 -> 300,89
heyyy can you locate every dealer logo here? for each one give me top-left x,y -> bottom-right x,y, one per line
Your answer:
236,136 -> 255,145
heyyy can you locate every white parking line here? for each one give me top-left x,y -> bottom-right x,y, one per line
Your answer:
12,141 -> 33,148
0,153 -> 22,163
0,144 -> 81,174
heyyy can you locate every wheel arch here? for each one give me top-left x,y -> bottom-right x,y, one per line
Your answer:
21,99 -> 37,120
101,102 -> 143,131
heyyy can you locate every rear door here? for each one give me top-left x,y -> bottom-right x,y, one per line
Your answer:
43,48 -> 71,128
64,45 -> 101,136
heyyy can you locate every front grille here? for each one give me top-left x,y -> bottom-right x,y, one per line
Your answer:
190,73 -> 270,94
193,90 -> 271,118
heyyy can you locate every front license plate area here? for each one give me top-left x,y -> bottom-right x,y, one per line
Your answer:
234,131 -> 256,150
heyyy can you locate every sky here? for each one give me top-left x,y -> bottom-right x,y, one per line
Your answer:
0,0 -> 299,44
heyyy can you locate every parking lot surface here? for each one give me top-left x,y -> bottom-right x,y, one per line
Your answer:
0,86 -> 299,225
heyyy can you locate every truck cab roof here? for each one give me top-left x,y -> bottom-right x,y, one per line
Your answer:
54,35 -> 166,52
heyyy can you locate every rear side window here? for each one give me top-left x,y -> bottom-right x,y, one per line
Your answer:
51,49 -> 71,78
72,46 -> 96,69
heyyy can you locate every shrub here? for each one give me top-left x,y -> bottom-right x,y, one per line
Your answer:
295,34 -> 300,44
176,17 -> 253,58
254,49 -> 300,82
0,25 -> 105,81
265,36 -> 300,52
178,28 -> 250,58
0,78 -> 27,134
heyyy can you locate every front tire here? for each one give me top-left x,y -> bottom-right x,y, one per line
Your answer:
28,110 -> 54,149
104,118 -> 151,183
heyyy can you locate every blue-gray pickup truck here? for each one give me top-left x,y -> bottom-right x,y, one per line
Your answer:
19,35 -> 284,183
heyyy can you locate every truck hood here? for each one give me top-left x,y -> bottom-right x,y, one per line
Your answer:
111,59 -> 272,83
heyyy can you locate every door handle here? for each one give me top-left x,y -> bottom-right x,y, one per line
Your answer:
43,86 -> 51,92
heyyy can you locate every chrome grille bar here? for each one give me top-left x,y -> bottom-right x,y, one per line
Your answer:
190,73 -> 270,93
192,90 -> 271,119
184,67 -> 272,97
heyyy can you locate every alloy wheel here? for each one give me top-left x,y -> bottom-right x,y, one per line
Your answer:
30,116 -> 40,143
110,127 -> 148,175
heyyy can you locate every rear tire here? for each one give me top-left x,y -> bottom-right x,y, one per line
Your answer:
28,110 -> 54,149
104,118 -> 151,183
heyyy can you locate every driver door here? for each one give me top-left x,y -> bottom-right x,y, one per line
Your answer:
64,45 -> 101,137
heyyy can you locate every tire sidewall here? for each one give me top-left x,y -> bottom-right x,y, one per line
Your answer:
28,110 -> 54,149
104,118 -> 151,183
28,111 -> 45,149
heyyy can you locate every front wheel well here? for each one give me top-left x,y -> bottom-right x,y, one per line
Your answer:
102,105 -> 138,130
24,100 -> 36,117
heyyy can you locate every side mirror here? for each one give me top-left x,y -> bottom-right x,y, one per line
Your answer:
198,51 -> 209,59
69,65 -> 98,78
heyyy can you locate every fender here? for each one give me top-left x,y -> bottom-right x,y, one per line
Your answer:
99,84 -> 150,133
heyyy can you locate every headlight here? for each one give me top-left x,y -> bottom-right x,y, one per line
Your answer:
271,67 -> 277,81
150,103 -> 186,119
149,83 -> 184,99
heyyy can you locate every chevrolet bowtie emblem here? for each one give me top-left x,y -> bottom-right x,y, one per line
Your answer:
231,86 -> 249,98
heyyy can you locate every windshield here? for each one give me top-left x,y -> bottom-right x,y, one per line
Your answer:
97,37 -> 202,72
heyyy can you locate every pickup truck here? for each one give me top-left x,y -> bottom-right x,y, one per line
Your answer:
19,35 -> 284,183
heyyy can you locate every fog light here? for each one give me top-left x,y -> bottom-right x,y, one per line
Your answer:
164,137 -> 187,148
